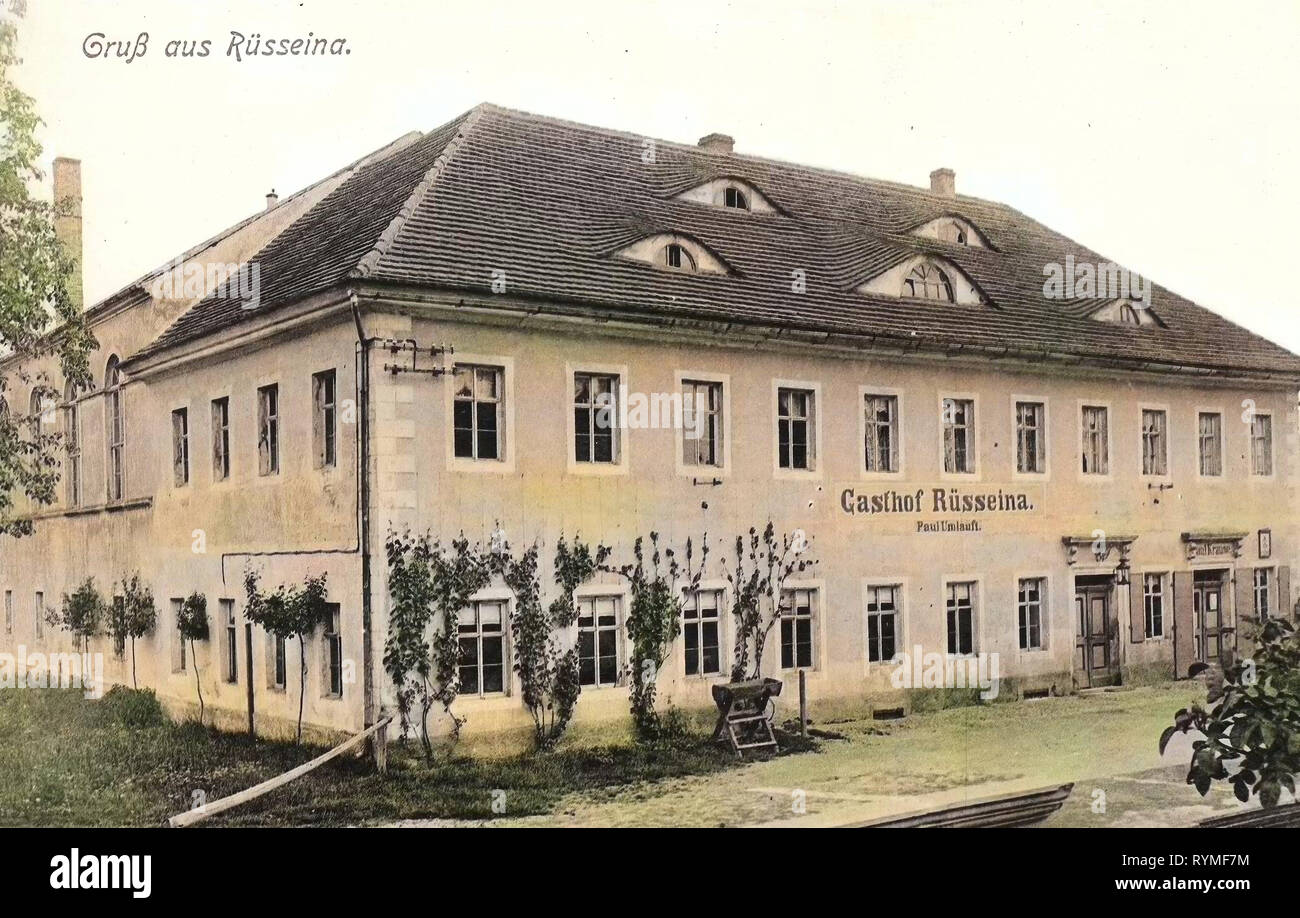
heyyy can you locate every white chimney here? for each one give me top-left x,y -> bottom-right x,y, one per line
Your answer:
930,168 -> 955,197
698,133 -> 735,154
265,189 -> 279,211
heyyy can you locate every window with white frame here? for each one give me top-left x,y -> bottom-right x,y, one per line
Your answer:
171,407 -> 189,487
573,372 -> 619,464
682,380 -> 723,468
1017,578 -> 1044,650
683,589 -> 722,676
1254,568 -> 1272,622
777,387 -> 815,470
942,398 -> 975,474
323,603 -> 342,697
453,364 -> 504,461
780,588 -> 815,669
1250,414 -> 1272,476
458,599 -> 506,695
313,369 -> 338,469
221,599 -> 237,683
577,596 -> 621,687
105,356 -> 125,501
1143,573 -> 1166,639
1081,406 -> 1108,475
211,397 -> 230,481
865,584 -> 899,663
1141,409 -> 1167,476
1198,412 -> 1222,476
257,384 -> 279,476
271,634 -> 287,689
1015,401 -> 1045,474
946,582 -> 975,655
863,394 -> 899,473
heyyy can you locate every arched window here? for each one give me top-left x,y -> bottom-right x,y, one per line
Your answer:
105,356 -> 124,501
663,242 -> 697,272
723,186 -> 750,210
1119,303 -> 1141,325
902,262 -> 955,302
63,379 -> 82,507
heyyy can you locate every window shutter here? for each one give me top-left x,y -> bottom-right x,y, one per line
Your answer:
1279,565 -> 1292,620
1129,577 -> 1144,643
1172,572 -> 1195,677
1234,570 -> 1255,660
312,376 -> 325,469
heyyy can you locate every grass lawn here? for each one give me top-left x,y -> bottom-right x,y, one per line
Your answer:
0,682 -> 1218,827
0,687 -> 801,827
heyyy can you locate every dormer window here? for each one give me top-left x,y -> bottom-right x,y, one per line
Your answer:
910,215 -> 989,249
903,263 -> 955,302
1119,303 -> 1140,325
1089,298 -> 1159,327
723,186 -> 749,210
664,243 -> 695,271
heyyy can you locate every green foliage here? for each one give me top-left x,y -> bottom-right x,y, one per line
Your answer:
54,577 -> 104,649
721,522 -> 817,681
243,568 -> 332,743
177,592 -> 209,642
1161,617 -> 1300,808
611,532 -> 706,740
111,572 -> 157,688
95,686 -> 166,729
495,535 -> 607,750
384,529 -> 492,762
0,21 -> 96,536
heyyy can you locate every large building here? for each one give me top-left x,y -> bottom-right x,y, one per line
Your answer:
2,104 -> 1298,742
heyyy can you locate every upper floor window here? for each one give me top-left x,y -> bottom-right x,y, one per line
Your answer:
863,394 -> 899,473
723,186 -> 749,210
663,242 -> 696,272
104,356 -> 124,502
171,408 -> 189,487
62,380 -> 81,507
682,379 -> 723,468
1081,405 -> 1109,475
1250,413 -> 1273,476
257,384 -> 279,476
1015,401 -> 1045,474
1141,409 -> 1168,476
313,369 -> 338,469
1198,411 -> 1222,477
777,387 -> 816,471
453,365 -> 504,462
902,262 -> 955,302
616,233 -> 731,275
941,398 -> 975,474
573,372 -> 619,464
1119,303 -> 1141,325
211,397 -> 230,481
675,178 -> 777,214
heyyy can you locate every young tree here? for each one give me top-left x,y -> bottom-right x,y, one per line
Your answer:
177,592 -> 209,724
722,523 -> 817,681
0,20 -> 96,535
1161,617 -> 1300,809
112,572 -> 157,688
54,576 -> 104,652
243,569 -> 331,743
610,532 -> 705,740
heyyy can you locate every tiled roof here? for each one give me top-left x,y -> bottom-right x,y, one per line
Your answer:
136,103 -> 1300,380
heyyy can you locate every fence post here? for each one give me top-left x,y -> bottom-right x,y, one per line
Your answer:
799,669 -> 808,737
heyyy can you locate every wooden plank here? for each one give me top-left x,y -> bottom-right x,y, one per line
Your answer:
168,716 -> 392,827
1200,801 -> 1300,828
848,783 -> 1074,828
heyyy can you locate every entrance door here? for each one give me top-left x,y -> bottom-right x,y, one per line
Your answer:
1075,578 -> 1119,687
1193,570 -> 1227,664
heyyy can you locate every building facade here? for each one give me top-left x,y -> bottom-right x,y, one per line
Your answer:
2,104 -> 1298,743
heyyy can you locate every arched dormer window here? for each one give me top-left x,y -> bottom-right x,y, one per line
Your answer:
911,215 -> 988,249
105,355 -> 125,502
1119,303 -> 1141,325
63,379 -> 82,507
902,262 -> 955,302
723,186 -> 749,210
675,178 -> 777,214
664,242 -> 696,272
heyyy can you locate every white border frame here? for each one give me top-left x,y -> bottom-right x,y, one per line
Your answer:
445,353 -> 517,475
937,392 -> 980,480
771,379 -> 824,481
679,579 -> 730,681
776,577 -> 826,673
565,362 -> 630,477
862,576 -> 909,672
1136,402 -> 1172,482
1012,570 -> 1052,655
1076,399 -> 1114,482
858,384 -> 905,479
1245,408 -> 1275,481
674,370 -> 732,479
1193,406 -> 1226,482
1009,394 -> 1050,480
940,573 -> 985,657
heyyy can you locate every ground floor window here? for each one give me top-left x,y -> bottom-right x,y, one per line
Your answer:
780,588 -> 815,669
865,584 -> 899,663
458,599 -> 506,695
1254,568 -> 1272,622
946,582 -> 975,655
271,634 -> 287,690
170,598 -> 185,672
578,595 -> 621,687
221,599 -> 237,683
323,604 -> 342,697
683,589 -> 721,676
1017,578 -> 1044,650
1143,573 -> 1165,638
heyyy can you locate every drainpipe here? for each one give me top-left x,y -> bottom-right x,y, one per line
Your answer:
350,292 -> 377,756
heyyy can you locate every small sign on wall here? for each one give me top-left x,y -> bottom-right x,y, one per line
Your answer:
1259,528 -> 1272,560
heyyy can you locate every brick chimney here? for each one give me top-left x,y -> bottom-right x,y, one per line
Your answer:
265,188 -> 279,211
698,132 -> 735,154
930,167 -> 956,197
53,157 -> 83,311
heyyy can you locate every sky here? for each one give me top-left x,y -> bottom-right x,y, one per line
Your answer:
11,0 -> 1300,353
